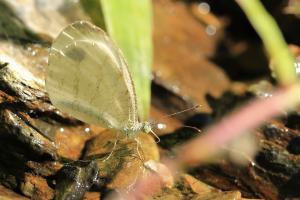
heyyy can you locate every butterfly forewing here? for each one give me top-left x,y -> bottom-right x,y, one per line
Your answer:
46,21 -> 138,130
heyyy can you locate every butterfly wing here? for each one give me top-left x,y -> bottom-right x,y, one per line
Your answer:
46,21 -> 138,130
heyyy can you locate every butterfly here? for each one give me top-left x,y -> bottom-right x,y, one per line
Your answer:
46,21 -> 157,138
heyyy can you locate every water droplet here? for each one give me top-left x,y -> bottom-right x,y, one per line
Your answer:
157,123 -> 166,130
55,110 -> 61,115
59,127 -> 64,132
31,50 -> 37,56
197,2 -> 210,15
205,25 -> 217,36
248,81 -> 273,99
27,46 -> 38,56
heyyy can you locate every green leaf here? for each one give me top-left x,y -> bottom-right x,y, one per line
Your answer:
81,0 -> 153,120
80,0 -> 106,29
236,0 -> 296,85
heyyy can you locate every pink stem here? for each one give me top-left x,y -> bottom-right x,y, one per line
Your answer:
113,84 -> 300,199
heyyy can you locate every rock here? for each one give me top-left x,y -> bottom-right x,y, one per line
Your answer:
26,161 -> 62,177
0,2 -> 39,41
0,40 -> 96,197
181,174 -> 215,195
153,0 -> 230,113
83,192 -> 101,200
149,174 -> 258,200
144,160 -> 174,188
84,130 -> 160,190
1,0 -> 67,39
0,185 -> 29,200
55,160 -> 99,200
55,126 -> 100,160
20,173 -> 54,200
0,109 -> 57,160
189,105 -> 300,199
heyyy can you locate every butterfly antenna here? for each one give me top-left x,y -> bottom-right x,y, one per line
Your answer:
182,125 -> 202,134
162,105 -> 200,118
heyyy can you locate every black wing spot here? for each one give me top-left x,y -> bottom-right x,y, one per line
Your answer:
65,47 -> 86,62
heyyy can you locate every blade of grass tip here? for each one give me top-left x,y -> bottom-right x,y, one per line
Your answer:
80,0 -> 106,29
100,0 -> 153,120
236,0 -> 297,85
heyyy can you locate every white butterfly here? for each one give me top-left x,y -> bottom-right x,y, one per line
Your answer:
46,21 -> 155,138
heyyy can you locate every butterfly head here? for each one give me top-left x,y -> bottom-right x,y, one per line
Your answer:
141,121 -> 152,134
141,121 -> 166,143
124,121 -> 165,142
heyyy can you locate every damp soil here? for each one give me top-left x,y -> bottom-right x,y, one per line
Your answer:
0,0 -> 300,199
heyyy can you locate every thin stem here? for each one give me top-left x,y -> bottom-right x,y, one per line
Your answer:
236,0 -> 296,85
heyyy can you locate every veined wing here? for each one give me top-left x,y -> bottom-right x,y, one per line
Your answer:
46,21 -> 138,130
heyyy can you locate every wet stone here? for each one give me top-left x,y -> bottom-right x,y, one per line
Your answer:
261,122 -> 298,147
256,141 -> 300,176
0,185 -> 29,200
54,125 -> 101,160
0,109 -> 57,161
0,2 -> 38,41
83,192 -> 101,200
84,130 -> 159,190
182,89 -> 300,199
20,173 -> 54,200
26,161 -> 62,177
1,0 -> 67,39
0,40 -> 101,198
1,0 -> 300,199
55,160 -> 99,200
0,43 -> 46,102
151,174 -> 256,200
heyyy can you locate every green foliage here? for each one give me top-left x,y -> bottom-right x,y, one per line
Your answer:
80,0 -> 106,29
237,0 -> 296,85
81,0 -> 153,120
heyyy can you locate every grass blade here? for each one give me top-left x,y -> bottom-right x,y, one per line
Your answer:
81,0 -> 153,120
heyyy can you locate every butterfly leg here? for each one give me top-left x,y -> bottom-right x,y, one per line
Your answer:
134,137 -> 143,160
104,132 -> 120,161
